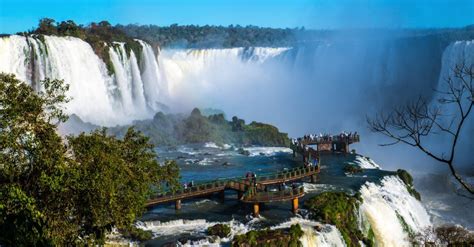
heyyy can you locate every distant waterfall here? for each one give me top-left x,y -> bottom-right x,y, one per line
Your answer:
435,40 -> 474,167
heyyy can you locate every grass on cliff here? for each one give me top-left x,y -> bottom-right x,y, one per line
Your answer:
232,224 -> 303,247
397,169 -> 421,200
304,192 -> 373,247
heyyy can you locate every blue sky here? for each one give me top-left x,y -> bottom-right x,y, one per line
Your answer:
1,0 -> 473,34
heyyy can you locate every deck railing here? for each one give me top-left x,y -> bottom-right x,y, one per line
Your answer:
147,165 -> 318,202
242,186 -> 305,202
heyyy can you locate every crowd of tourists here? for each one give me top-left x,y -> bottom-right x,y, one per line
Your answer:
291,131 -> 359,145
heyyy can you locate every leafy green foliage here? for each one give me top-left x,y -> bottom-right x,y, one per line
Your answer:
119,225 -> 153,242
207,224 -> 231,238
109,108 -> 290,147
304,192 -> 368,247
232,224 -> 303,247
66,128 -> 179,243
0,74 -> 179,245
0,73 -> 72,245
397,169 -> 421,200
117,24 -> 301,48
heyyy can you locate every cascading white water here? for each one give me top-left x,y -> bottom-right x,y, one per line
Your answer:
156,47 -> 289,106
137,40 -> 168,110
0,35 -> 156,125
436,40 -> 474,166
0,35 -> 289,126
271,217 -> 346,247
359,176 -> 432,246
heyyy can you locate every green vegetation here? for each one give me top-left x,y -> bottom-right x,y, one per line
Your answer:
396,169 -> 421,200
117,24 -> 474,50
109,108 -> 290,147
396,212 -> 415,240
304,192 -> 373,247
117,24 -> 301,48
232,224 -> 304,247
344,164 -> 363,174
0,74 -> 179,245
25,18 -> 143,75
366,227 -> 375,247
207,224 -> 231,238
119,225 -> 153,242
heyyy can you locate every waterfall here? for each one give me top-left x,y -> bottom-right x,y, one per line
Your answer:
0,35 -> 289,126
137,40 -> 167,110
435,40 -> 474,167
156,47 -> 289,101
359,176 -> 431,246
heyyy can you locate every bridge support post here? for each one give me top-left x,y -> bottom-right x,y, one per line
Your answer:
292,198 -> 299,214
175,200 -> 181,210
310,174 -> 316,183
253,203 -> 260,217
219,191 -> 225,202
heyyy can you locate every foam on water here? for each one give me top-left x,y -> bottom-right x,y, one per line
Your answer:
204,142 -> 220,149
353,155 -> 380,169
243,147 -> 293,157
271,217 -> 346,247
138,218 -> 249,245
303,183 -> 340,193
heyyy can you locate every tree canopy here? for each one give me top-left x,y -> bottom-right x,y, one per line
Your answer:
0,73 -> 179,245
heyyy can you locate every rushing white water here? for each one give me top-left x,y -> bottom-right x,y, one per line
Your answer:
271,217 -> 346,247
360,176 -> 432,246
0,35 -> 288,126
0,35 -> 157,125
353,155 -> 380,169
243,146 -> 293,157
156,47 -> 289,109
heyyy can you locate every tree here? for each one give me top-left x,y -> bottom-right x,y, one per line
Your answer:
37,18 -> 57,35
367,63 -> 474,194
67,128 -> 180,244
0,74 -> 180,245
0,73 -> 72,245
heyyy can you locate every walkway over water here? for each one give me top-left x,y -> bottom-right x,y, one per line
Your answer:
291,133 -> 360,154
146,133 -> 359,216
145,166 -> 319,211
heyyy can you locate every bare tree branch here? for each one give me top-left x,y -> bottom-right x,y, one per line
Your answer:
367,63 -> 474,195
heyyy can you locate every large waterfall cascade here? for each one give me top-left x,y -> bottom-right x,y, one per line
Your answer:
0,34 -> 289,126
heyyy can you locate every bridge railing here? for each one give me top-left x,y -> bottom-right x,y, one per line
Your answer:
148,180 -> 227,200
254,166 -> 317,183
242,186 -> 305,202
148,165 -> 318,200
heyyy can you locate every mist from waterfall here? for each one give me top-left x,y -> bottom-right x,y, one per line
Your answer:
0,33 -> 472,173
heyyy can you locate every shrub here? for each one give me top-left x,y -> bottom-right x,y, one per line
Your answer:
397,169 -> 421,200
208,224 -> 231,238
304,192 -> 363,247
